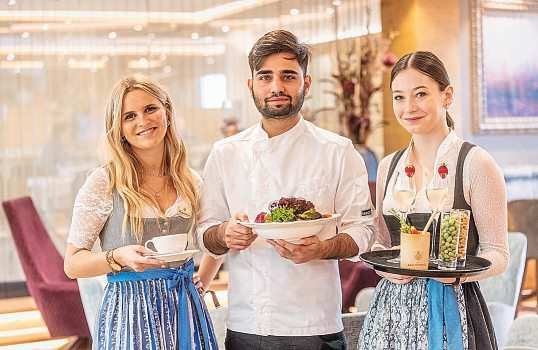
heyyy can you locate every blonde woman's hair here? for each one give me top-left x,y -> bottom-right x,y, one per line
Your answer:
104,76 -> 199,241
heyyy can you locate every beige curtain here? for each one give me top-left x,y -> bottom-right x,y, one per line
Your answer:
0,0 -> 380,283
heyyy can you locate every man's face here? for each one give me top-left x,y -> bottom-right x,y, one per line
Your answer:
248,52 -> 311,120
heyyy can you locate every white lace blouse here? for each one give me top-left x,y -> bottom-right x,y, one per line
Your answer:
373,132 -> 509,281
67,167 -> 199,250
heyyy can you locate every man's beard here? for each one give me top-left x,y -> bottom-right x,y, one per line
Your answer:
252,89 -> 305,120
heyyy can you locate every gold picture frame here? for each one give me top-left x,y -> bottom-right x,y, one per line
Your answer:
471,0 -> 538,133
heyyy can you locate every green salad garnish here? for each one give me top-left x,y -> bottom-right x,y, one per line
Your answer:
269,207 -> 296,222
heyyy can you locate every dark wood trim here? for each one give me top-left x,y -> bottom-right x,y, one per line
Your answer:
0,281 -> 29,299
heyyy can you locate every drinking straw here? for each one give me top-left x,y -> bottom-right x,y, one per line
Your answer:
423,211 -> 439,233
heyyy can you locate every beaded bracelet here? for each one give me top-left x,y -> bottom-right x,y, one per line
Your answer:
111,249 -> 122,268
105,249 -> 121,273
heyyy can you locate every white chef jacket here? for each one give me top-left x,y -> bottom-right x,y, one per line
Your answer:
197,117 -> 375,336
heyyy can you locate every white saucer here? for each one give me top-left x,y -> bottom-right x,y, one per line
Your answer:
145,249 -> 200,263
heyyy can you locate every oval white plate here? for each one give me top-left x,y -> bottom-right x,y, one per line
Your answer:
238,213 -> 341,241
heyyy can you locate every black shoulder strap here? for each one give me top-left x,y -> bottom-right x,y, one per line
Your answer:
453,141 -> 476,209
383,149 -> 406,200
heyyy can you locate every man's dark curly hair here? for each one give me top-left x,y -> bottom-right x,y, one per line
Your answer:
248,30 -> 311,76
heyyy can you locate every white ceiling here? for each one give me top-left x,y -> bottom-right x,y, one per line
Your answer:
0,0 -> 381,59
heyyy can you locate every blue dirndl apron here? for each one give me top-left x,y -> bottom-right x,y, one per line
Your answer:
95,259 -> 218,350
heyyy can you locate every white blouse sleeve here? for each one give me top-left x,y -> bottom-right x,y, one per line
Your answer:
371,154 -> 394,251
464,147 -> 509,281
67,167 -> 113,250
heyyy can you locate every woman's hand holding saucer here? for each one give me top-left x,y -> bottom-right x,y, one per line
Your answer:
114,245 -> 166,272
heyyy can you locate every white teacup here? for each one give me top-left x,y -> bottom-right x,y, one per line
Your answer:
144,234 -> 188,254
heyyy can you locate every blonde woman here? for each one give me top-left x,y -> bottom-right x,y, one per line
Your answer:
64,76 -> 217,349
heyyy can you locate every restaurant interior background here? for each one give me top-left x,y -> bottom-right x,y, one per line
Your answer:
1,0 -> 538,348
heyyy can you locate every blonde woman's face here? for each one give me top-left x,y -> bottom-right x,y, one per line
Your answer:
391,68 -> 452,135
121,89 -> 168,153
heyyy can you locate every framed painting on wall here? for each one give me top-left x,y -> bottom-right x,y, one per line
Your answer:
471,0 -> 538,133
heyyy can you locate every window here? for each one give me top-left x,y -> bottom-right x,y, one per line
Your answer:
200,73 -> 227,109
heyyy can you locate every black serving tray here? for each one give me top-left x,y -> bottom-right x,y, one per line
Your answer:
360,249 -> 491,278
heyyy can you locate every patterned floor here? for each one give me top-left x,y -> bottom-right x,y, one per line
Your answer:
0,292 -> 535,349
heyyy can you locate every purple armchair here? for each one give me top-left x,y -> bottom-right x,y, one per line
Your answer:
2,196 -> 90,338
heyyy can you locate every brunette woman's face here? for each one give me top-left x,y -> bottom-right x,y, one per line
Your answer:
391,68 -> 452,135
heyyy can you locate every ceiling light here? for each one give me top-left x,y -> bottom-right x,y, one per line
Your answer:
128,57 -> 163,69
221,25 -> 230,33
6,53 -> 15,61
1,40 -> 227,57
8,0 -> 16,6
11,22 -> 135,33
191,32 -> 199,40
68,58 -> 107,70
0,60 -> 44,69
21,32 -> 30,39
289,8 -> 300,16
133,24 -> 143,31
42,24 -> 49,31
136,57 -> 149,68
0,1 -> 274,25
332,0 -> 342,6
108,31 -> 117,39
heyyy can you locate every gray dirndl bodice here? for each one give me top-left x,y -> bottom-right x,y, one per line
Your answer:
99,191 -> 196,269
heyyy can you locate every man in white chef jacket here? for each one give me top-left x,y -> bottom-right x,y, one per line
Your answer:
197,29 -> 376,350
